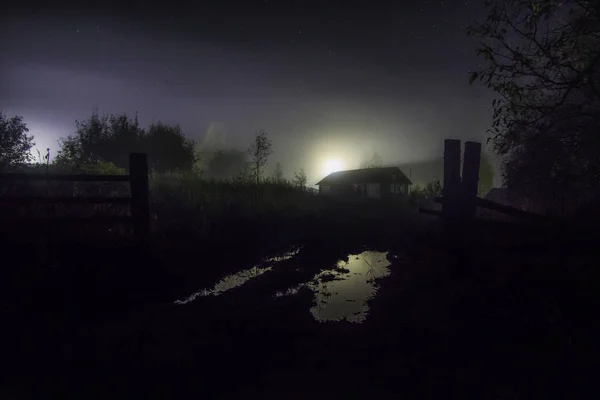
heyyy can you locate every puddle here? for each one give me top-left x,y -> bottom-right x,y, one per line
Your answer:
175,247 -> 392,323
263,250 -> 301,263
275,251 -> 391,323
175,246 -> 301,304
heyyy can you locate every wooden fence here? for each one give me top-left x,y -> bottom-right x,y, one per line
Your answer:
419,139 -> 557,226
0,153 -> 150,241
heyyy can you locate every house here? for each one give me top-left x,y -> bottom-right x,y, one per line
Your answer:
316,167 -> 412,199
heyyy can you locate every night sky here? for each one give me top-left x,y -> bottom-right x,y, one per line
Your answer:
1,1 -> 496,182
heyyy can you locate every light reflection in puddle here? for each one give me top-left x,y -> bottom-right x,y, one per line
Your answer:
175,246 -> 301,305
275,251 -> 391,323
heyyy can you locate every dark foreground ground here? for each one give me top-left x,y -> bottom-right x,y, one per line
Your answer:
1,210 -> 599,399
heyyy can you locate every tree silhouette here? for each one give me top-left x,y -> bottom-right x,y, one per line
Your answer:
293,169 -> 307,189
247,130 -> 272,185
502,137 -> 570,214
146,122 -> 196,172
56,111 -> 195,173
468,0 -> 600,207
0,112 -> 35,171
55,112 -> 143,169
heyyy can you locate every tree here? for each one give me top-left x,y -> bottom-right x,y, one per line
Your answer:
501,134 -> 581,215
145,122 -> 196,173
360,152 -> 383,169
292,169 -> 307,189
272,161 -> 284,183
56,111 -> 196,173
468,1 -> 600,210
247,130 -> 272,185
423,178 -> 443,199
408,179 -> 442,206
55,111 -> 144,169
0,112 -> 35,171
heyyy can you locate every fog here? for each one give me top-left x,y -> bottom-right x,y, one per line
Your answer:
1,5 -> 497,185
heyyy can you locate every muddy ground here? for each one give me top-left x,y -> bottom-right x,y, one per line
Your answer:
0,212 -> 598,398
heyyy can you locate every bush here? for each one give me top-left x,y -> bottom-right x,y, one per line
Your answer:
409,179 -> 442,208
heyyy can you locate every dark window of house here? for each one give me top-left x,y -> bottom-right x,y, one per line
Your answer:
392,174 -> 397,181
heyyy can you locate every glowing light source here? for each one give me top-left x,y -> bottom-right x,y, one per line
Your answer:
322,159 -> 345,176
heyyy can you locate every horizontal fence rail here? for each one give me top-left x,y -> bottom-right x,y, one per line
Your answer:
0,153 -> 150,241
418,208 -> 443,217
0,196 -> 132,204
419,139 -> 562,227
0,216 -> 133,224
433,196 -> 552,223
0,173 -> 131,182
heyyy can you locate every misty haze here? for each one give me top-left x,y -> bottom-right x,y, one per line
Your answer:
1,0 -> 599,398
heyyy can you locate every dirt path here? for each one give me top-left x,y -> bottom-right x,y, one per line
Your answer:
2,217 -> 598,398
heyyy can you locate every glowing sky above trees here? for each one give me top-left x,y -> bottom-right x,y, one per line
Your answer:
1,1 -> 496,183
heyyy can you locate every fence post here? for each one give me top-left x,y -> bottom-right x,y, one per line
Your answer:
441,139 -> 465,278
462,141 -> 482,220
130,153 -> 149,242
442,139 -> 462,223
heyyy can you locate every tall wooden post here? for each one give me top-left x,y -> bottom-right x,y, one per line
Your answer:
442,139 -> 462,223
462,141 -> 482,220
442,140 -> 464,278
130,153 -> 150,242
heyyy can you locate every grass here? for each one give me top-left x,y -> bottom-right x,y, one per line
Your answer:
0,168 -> 423,312
1,167 -> 599,397
1,164 -> 431,243
0,169 -> 322,243
149,171 -> 324,240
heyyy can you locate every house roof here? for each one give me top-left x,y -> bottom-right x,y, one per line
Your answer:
316,167 -> 412,186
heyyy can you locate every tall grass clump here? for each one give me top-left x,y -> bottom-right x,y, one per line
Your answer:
149,171 -> 321,241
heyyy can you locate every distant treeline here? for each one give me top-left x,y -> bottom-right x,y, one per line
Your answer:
1,110 -> 310,186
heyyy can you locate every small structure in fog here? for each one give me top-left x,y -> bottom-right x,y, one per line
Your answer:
316,167 -> 412,199
482,187 -> 538,215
